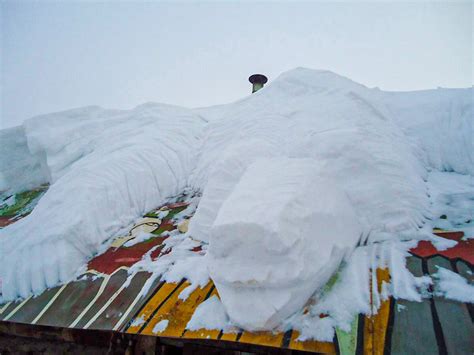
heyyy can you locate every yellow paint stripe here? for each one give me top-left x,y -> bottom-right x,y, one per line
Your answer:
126,282 -> 185,334
31,283 -> 68,325
288,331 -> 336,354
144,282 -> 214,337
183,328 -> 222,340
364,268 -> 391,355
239,330 -> 285,348
182,288 -> 221,340
3,296 -> 32,321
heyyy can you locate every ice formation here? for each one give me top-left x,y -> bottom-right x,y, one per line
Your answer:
0,68 -> 472,333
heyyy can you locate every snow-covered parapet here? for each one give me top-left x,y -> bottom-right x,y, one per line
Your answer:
208,158 -> 362,330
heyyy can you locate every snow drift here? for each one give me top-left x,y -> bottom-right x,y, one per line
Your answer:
0,68 -> 472,333
0,103 -> 205,299
208,158 -> 362,330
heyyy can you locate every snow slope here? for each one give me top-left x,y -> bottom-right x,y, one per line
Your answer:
0,103 -> 205,299
0,68 -> 472,332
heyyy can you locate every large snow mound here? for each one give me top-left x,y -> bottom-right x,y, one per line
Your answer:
0,68 -> 472,332
0,103 -> 205,300
190,68 -> 429,239
208,158 -> 361,330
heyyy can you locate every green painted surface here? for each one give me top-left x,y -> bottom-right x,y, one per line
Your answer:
336,316 -> 358,355
324,265 -> 359,355
0,186 -> 47,217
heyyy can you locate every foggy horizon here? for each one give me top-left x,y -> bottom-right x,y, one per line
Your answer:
1,1 -> 472,128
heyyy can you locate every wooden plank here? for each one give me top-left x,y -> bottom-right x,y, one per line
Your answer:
427,256 -> 474,354
390,257 -> 438,355
126,282 -> 184,334
456,260 -> 473,283
86,271 -> 152,330
136,281 -> 190,335
364,268 -> 391,355
75,269 -> 129,328
288,331 -> 336,353
145,282 -> 214,337
0,302 -> 16,321
239,330 -> 284,348
35,274 -> 103,328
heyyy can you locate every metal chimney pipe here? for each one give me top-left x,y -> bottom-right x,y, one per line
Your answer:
249,74 -> 268,93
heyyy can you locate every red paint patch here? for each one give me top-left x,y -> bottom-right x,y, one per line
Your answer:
191,245 -> 202,253
167,202 -> 189,209
0,216 -> 14,227
88,236 -> 167,274
410,231 -> 474,265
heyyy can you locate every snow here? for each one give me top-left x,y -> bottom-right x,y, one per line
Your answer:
0,68 -> 472,334
380,88 -> 473,175
152,319 -> 169,334
123,231 -> 153,247
433,267 -> 474,303
208,158 -> 361,330
0,126 -> 48,193
0,103 -> 205,300
286,241 -> 432,341
427,171 -> 474,237
127,225 -> 209,299
186,295 -> 232,331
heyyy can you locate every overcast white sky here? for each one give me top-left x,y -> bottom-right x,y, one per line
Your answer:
1,1 -> 472,128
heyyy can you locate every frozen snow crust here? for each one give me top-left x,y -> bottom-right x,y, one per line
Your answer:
1,68 -> 472,332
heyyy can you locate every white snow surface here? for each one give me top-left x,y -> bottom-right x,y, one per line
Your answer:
152,319 -> 169,334
186,295 -> 232,332
0,103 -> 205,300
208,158 -> 361,330
1,68 -> 472,332
433,267 -> 474,303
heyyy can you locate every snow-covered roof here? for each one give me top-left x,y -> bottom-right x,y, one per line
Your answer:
0,68 -> 472,351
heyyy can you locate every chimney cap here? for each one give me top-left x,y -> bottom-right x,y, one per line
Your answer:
248,74 -> 268,85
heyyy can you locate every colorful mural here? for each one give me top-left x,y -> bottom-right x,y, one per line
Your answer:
0,191 -> 472,354
0,185 -> 48,228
